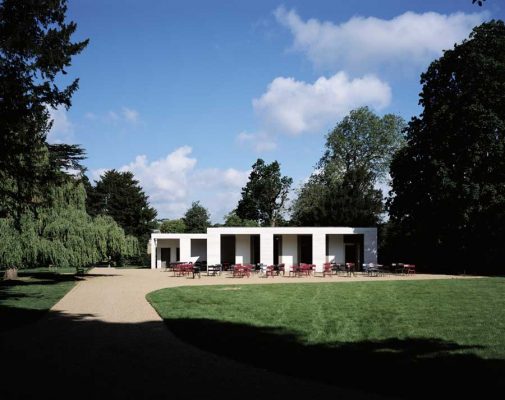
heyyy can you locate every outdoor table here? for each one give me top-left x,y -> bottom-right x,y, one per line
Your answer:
192,266 -> 201,279
207,265 -> 221,276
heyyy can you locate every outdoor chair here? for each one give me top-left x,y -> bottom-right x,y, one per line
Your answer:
365,262 -> 379,277
289,265 -> 301,277
265,265 -> 276,277
299,263 -> 312,277
321,262 -> 333,277
404,264 -> 416,274
278,263 -> 285,276
392,263 -> 405,274
346,262 -> 356,276
207,264 -> 222,276
333,263 -> 346,276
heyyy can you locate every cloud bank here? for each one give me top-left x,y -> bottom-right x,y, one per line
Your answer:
274,7 -> 486,71
93,146 -> 250,222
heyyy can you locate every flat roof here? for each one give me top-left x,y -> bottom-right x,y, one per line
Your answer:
152,226 -> 376,239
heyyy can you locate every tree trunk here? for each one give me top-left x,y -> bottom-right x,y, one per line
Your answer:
4,267 -> 19,280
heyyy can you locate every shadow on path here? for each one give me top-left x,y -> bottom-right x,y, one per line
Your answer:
0,307 -> 378,400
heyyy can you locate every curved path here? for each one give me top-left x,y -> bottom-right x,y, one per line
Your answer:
3,268 -> 467,399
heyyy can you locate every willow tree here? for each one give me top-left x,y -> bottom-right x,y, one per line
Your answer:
0,181 -> 139,276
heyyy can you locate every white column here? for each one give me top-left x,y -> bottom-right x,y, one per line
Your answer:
363,230 -> 378,264
312,233 -> 326,273
150,238 -> 157,269
235,235 -> 250,264
260,233 -> 274,266
180,236 -> 191,262
207,231 -> 221,265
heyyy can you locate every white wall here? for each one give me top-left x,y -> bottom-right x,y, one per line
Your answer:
155,239 -> 179,268
327,235 -> 344,263
280,235 -> 297,267
235,235 -> 250,264
191,239 -> 207,262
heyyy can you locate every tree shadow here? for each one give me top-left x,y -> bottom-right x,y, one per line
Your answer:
1,304 -> 503,399
0,308 -> 372,400
163,318 -> 504,398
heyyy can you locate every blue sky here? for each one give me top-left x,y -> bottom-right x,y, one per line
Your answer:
49,0 -> 504,222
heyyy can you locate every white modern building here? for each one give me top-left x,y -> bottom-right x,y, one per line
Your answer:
150,227 -> 377,273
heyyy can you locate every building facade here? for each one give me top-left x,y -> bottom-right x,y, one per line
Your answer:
150,227 -> 377,272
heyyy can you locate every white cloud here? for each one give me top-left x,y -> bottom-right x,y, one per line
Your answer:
93,146 -> 250,222
274,7 -> 486,71
90,168 -> 108,183
47,106 -> 74,143
253,71 -> 391,137
107,110 -> 119,121
102,107 -> 140,125
84,112 -> 97,120
236,131 -> 278,152
122,107 -> 139,123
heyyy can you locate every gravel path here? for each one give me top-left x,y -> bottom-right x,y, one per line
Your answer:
2,268 -> 469,399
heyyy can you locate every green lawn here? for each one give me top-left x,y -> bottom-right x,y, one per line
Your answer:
148,278 -> 505,397
0,269 -> 79,332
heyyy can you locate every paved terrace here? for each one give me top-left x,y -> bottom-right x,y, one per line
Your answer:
2,268 -> 472,400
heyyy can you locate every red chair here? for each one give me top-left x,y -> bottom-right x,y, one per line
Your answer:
289,265 -> 300,277
299,263 -> 312,277
232,264 -> 245,278
265,265 -> 275,277
322,262 -> 333,277
278,263 -> 285,276
346,262 -> 356,276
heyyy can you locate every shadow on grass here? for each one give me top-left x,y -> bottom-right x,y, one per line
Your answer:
1,304 -> 504,399
163,318 -> 504,398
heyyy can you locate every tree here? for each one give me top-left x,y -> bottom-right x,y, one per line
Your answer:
0,181 -> 139,276
388,20 -> 505,274
86,170 -> 157,247
159,219 -> 187,233
236,159 -> 292,226
183,201 -> 210,233
292,107 -> 405,226
223,211 -> 259,227
0,0 -> 88,227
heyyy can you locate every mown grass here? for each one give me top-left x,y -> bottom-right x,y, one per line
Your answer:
0,268 -> 80,331
148,278 -> 505,397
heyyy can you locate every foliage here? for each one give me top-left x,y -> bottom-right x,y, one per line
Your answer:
236,159 -> 292,226
223,211 -> 259,227
388,21 -> 505,274
183,201 -> 210,233
0,181 -> 139,271
86,170 -> 157,247
292,107 -> 405,226
0,0 -> 88,227
159,219 -> 187,233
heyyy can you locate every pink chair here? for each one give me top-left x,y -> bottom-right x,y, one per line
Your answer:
322,262 -> 333,277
